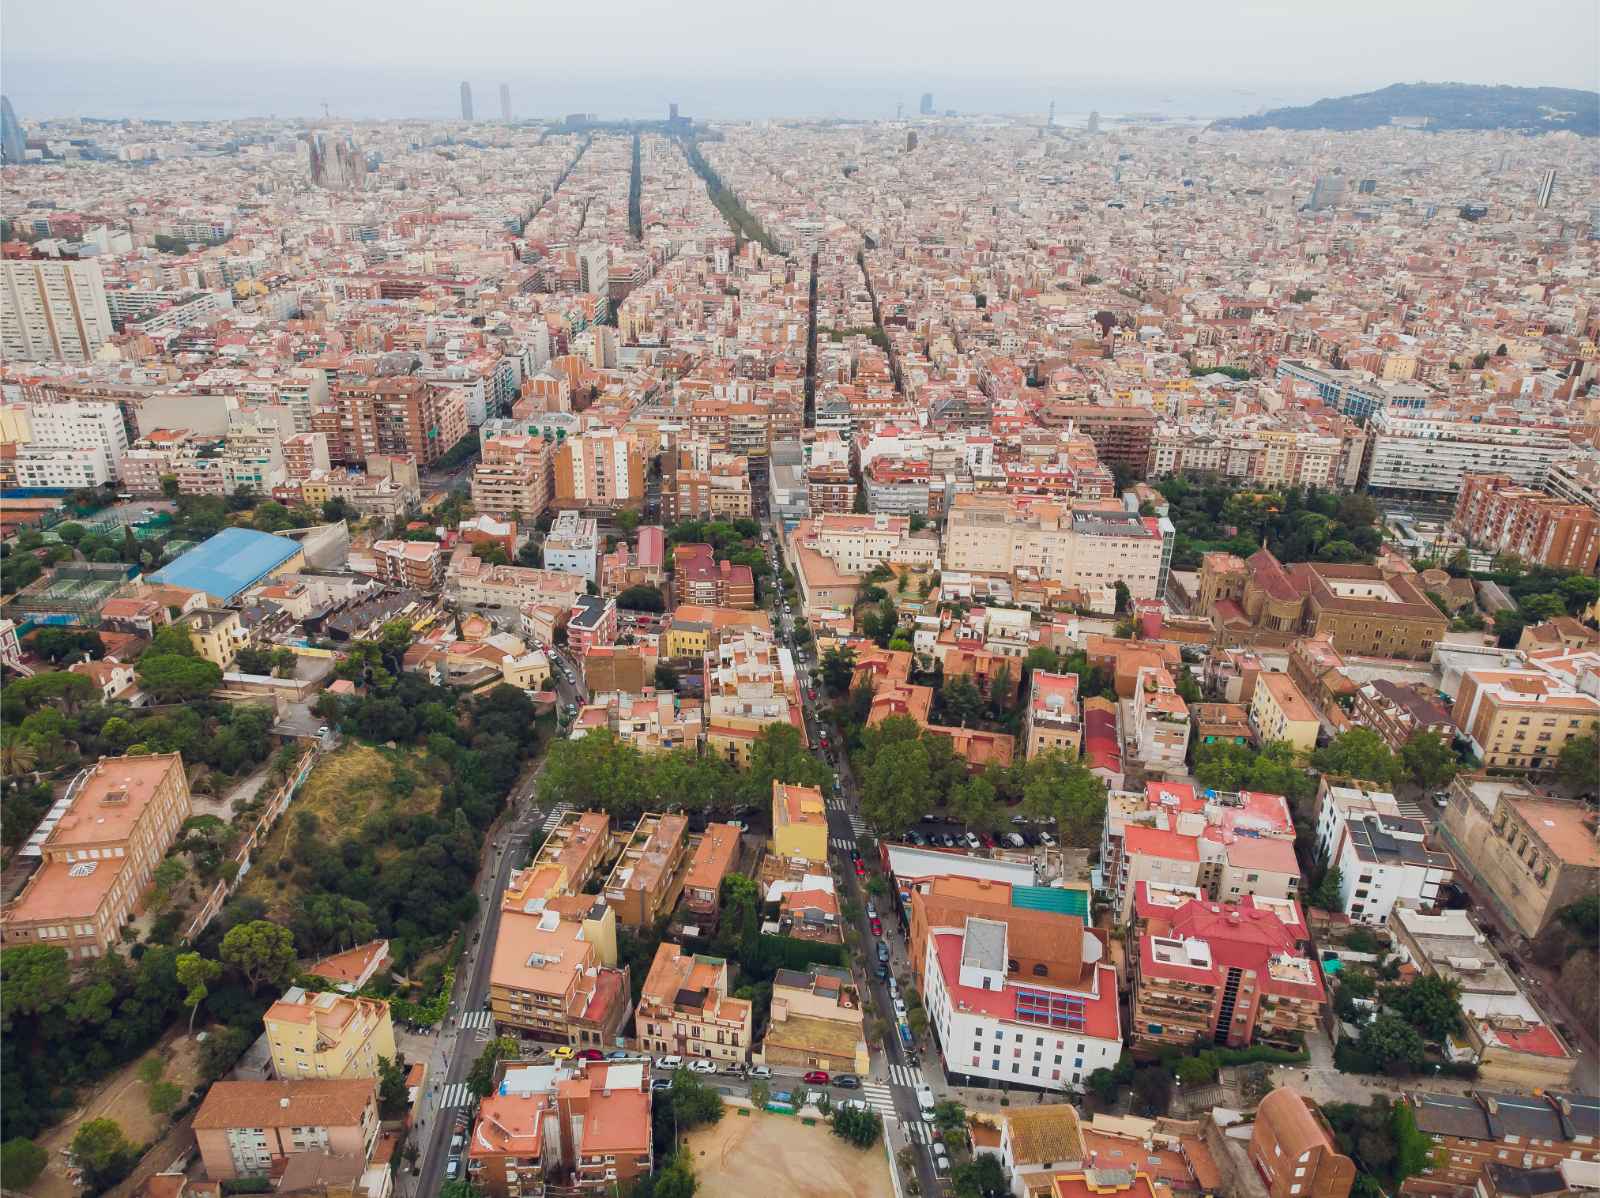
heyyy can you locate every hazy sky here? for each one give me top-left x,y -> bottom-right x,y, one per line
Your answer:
3,0 -> 1596,121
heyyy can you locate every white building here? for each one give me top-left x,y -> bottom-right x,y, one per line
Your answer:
544,509 -> 599,583
1,256 -> 115,364
1365,413 -> 1578,495
1313,780 -> 1455,924
920,914 -> 1121,1094
26,399 -> 129,479
15,445 -> 113,488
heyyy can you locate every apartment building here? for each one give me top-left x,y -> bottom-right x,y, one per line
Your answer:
178,607 -> 248,669
1,254 -> 115,363
602,813 -> 690,928
1451,667 -> 1600,773
1128,883 -> 1323,1052
1147,419 -> 1364,491
264,987 -> 397,1081
1131,665 -> 1190,774
573,689 -> 702,755
24,398 -> 128,478
672,457 -> 752,520
1406,1090 -> 1599,1194
919,909 -> 1121,1094
526,811 -> 613,896
1313,779 -> 1454,924
1439,776 -> 1600,938
761,966 -> 870,1076
1365,414 -> 1579,496
446,555 -> 587,612
471,434 -> 554,520
634,943 -> 753,1065
545,510 -> 599,583
14,445 -> 113,488
1248,1089 -> 1356,1198
807,513 -> 937,574
565,594 -> 617,655
1023,670 -> 1083,759
1,753 -> 191,959
321,376 -> 468,468
682,823 -> 742,918
191,1079 -> 379,1181
772,780 -> 828,866
660,605 -> 770,659
1349,679 -> 1456,752
1102,782 -> 1300,923
672,542 -> 756,609
553,429 -> 645,509
465,1060 -> 652,1198
806,462 -> 857,514
282,432 -> 332,479
1454,474 -> 1600,574
371,539 -> 446,590
488,899 -> 629,1048
704,628 -> 802,767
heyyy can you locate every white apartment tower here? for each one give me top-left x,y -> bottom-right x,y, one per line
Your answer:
1,257 -> 116,364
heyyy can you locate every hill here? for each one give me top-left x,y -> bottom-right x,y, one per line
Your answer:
1214,83 -> 1598,137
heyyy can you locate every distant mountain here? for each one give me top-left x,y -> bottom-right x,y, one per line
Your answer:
1213,83 -> 1599,137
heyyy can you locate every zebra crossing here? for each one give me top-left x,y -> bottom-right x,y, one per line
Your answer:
539,802 -> 572,835
860,1083 -> 897,1118
458,1009 -> 494,1030
830,836 -> 856,851
847,812 -> 867,837
437,1082 -> 473,1110
903,1120 -> 937,1144
886,1063 -> 922,1087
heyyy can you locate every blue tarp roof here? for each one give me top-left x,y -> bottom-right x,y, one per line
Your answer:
150,527 -> 301,601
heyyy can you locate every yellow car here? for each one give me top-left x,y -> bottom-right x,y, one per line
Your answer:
550,1046 -> 574,1060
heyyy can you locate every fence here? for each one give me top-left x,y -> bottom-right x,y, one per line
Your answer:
180,747 -> 320,943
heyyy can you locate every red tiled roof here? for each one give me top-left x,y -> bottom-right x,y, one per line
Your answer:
1124,824 -> 1200,862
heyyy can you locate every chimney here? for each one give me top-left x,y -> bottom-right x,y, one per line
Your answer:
280,1097 -> 292,1108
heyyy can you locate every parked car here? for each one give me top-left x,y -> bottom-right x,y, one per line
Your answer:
721,1062 -> 746,1075
877,941 -> 890,963
834,1074 -> 860,1089
749,1065 -> 773,1079
658,1055 -> 684,1069
551,1045 -> 574,1059
865,901 -> 878,918
1005,832 -> 1026,848
608,1050 -> 635,1059
1038,831 -> 1056,846
689,1059 -> 717,1074
854,857 -> 866,877
651,1078 -> 673,1092
870,917 -> 882,936
964,831 -> 981,849
893,997 -> 907,1017
576,1048 -> 604,1060
803,1070 -> 831,1085
887,977 -> 899,999
875,962 -> 889,980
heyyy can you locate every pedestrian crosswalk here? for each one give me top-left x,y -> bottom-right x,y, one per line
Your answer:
437,1082 -> 473,1110
459,1009 -> 494,1030
539,802 -> 572,835
860,1083 -> 897,1118
904,1120 -> 937,1144
886,1064 -> 922,1087
848,812 -> 867,837
830,836 -> 855,851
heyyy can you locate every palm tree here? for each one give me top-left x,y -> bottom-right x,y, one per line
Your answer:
0,734 -> 37,777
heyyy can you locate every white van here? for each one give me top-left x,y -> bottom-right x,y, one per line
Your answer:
915,1085 -> 936,1115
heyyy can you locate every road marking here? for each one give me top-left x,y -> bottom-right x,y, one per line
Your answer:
438,1082 -> 473,1109
860,1083 -> 898,1117
889,1064 -> 922,1087
830,837 -> 855,850
459,1010 -> 494,1030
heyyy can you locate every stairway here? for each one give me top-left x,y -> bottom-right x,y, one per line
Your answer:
1213,967 -> 1243,1045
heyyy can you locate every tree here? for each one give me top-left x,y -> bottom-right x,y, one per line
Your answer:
467,1036 -> 519,1098
1308,867 -> 1344,912
0,1139 -> 48,1188
654,662 -> 679,691
941,675 -> 984,727
952,1154 -> 1010,1198
377,1055 -> 409,1117
930,1100 -> 968,1149
1557,729 -> 1600,798
137,654 -> 223,703
147,1081 -> 182,1115
948,774 -> 999,835
1114,580 -> 1132,614
175,952 -> 222,1034
651,1153 -> 697,1198
199,1025 -> 253,1082
1383,973 -> 1464,1042
614,507 -> 641,537
220,921 -> 297,995
291,894 -> 377,955
29,626 -> 104,664
821,646 -> 857,695
150,858 -> 188,912
55,522 -> 86,545
669,1068 -> 725,1129
861,737 -> 931,833
70,1119 -> 137,1191
1131,1066 -> 1172,1116
1393,1098 -> 1433,1181
0,944 -> 70,1022
743,723 -> 830,807
438,1182 -> 480,1198
1355,1013 -> 1426,1074
831,1104 -> 883,1148
1401,731 -> 1458,792
1019,751 -> 1108,846
1313,728 -> 1401,786
617,584 -> 665,613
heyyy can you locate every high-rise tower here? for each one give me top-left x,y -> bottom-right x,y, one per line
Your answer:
1087,110 -> 1101,133
459,81 -> 474,121
499,83 -> 511,122
920,92 -> 934,116
1047,100 -> 1056,127
1537,168 -> 1557,209
0,95 -> 25,164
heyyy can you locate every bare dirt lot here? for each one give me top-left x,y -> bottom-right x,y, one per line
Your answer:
30,1031 -> 204,1198
682,1108 -> 892,1198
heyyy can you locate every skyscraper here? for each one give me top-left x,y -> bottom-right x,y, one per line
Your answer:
459,82 -> 474,121
920,92 -> 934,116
1309,174 -> 1347,211
1047,100 -> 1056,127
499,83 -> 511,122
0,255 -> 116,364
1087,110 -> 1101,133
1537,168 -> 1557,210
0,95 -> 25,164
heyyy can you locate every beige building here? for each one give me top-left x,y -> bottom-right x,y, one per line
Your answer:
1439,775 -> 1600,938
1249,672 -> 1321,755
470,434 -> 554,519
553,429 -> 645,509
703,628 -> 803,767
191,1079 -> 379,1181
760,966 -> 869,1076
1,753 -> 192,959
179,607 -> 248,668
634,943 -> 753,1065
488,896 -> 630,1048
1451,668 -> 1600,774
942,494 -> 1166,599
602,813 -> 690,928
1023,670 -> 1082,759
772,780 -> 829,866
264,987 -> 398,1081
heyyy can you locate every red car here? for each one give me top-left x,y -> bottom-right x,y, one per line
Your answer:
576,1048 -> 605,1061
870,917 -> 882,935
803,1070 -> 831,1085
854,857 -> 866,877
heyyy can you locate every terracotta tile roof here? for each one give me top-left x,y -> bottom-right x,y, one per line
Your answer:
192,1079 -> 375,1130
